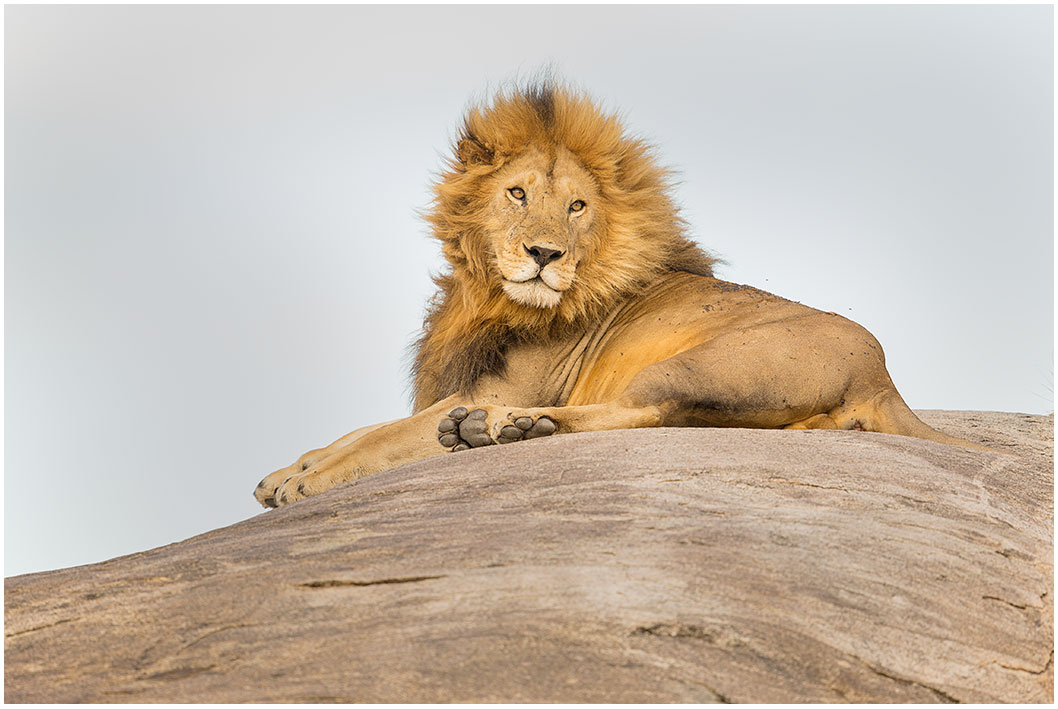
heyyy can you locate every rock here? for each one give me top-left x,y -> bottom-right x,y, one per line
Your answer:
4,411 -> 1053,702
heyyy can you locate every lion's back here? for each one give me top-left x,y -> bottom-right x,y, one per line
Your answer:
563,273 -> 824,405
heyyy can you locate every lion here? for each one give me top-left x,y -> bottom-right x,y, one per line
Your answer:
254,82 -> 987,508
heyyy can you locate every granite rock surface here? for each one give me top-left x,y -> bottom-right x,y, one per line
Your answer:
5,411 -> 1053,702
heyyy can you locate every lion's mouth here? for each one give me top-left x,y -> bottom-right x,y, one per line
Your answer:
503,275 -> 554,288
501,276 -> 564,309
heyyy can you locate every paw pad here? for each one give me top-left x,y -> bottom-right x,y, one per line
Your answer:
499,416 -> 556,443
436,408 -> 557,451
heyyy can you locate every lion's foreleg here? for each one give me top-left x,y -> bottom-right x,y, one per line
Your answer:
253,418 -> 403,508
430,400 -> 665,449
264,394 -> 493,506
263,396 -> 668,507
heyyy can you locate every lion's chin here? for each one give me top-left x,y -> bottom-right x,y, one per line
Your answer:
501,278 -> 563,309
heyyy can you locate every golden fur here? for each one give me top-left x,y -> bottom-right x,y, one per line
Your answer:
254,82 -> 989,510
412,84 -> 715,411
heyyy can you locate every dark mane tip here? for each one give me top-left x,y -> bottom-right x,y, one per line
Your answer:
523,82 -> 556,127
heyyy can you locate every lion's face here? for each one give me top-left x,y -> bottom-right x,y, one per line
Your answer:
417,84 -> 715,409
484,148 -> 599,309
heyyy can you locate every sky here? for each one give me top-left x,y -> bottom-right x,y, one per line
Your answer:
5,5 -> 1053,576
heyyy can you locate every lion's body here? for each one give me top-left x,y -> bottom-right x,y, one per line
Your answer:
255,83 -> 987,508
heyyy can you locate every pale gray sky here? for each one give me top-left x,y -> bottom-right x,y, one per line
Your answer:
5,5 -> 1052,576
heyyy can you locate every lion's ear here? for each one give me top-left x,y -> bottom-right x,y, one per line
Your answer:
457,136 -> 494,167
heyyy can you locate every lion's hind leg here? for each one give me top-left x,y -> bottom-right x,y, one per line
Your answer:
783,413 -> 842,430
832,389 -> 999,452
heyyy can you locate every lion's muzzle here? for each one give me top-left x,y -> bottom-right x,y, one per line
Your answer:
524,243 -> 565,268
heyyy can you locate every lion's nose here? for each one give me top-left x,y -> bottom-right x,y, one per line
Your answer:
524,244 -> 565,267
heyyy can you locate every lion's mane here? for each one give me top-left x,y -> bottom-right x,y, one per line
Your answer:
411,82 -> 716,411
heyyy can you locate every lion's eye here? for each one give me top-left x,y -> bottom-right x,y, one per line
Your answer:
569,200 -> 586,213
508,187 -> 526,201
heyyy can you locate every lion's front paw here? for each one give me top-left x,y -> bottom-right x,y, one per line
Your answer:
437,407 -> 491,450
254,450 -> 361,508
436,407 -> 557,451
272,474 -> 314,507
254,469 -> 293,509
254,447 -> 332,508
255,470 -> 311,509
263,463 -> 353,508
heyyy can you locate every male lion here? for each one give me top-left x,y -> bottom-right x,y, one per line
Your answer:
255,83 -> 984,508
